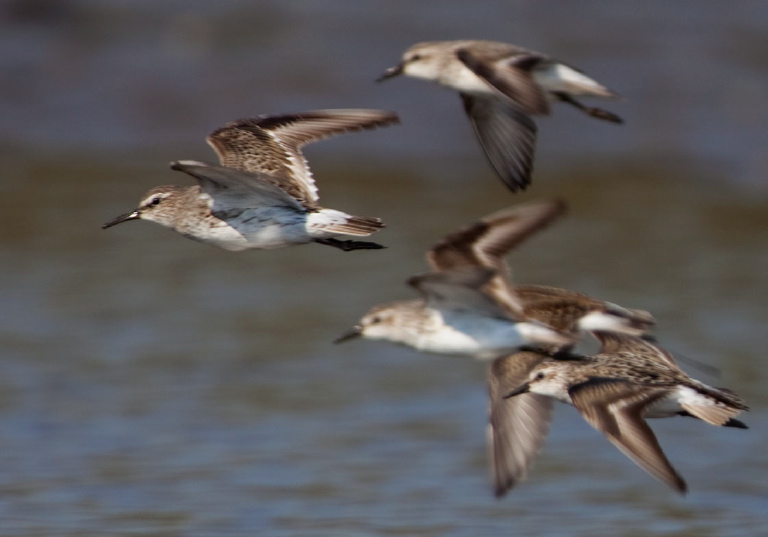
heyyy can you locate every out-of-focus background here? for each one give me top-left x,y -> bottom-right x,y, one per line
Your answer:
1,1 -> 766,535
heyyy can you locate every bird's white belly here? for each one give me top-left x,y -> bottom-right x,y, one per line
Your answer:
440,65 -> 496,93
196,207 -> 309,251
415,313 -> 526,358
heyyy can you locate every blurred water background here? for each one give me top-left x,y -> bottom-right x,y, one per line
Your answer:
0,1 -> 767,535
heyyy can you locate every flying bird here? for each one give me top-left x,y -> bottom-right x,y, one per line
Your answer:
496,333 -> 748,495
379,40 -> 622,192
103,109 -> 399,251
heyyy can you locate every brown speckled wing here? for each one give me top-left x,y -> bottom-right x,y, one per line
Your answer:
569,378 -> 687,494
428,200 -> 566,315
518,297 -> 591,336
207,109 -> 399,205
594,332 -> 678,368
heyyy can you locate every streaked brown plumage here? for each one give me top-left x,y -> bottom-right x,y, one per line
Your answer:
494,333 -> 748,496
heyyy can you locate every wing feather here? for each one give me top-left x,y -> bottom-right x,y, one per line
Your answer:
207,109 -> 399,204
570,378 -> 687,494
488,352 -> 554,496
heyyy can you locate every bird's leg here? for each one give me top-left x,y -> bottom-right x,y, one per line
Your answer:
314,238 -> 386,251
554,92 -> 623,124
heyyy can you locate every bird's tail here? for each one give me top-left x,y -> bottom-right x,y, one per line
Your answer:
536,63 -> 620,99
681,384 -> 749,427
308,208 -> 385,237
579,303 -> 655,336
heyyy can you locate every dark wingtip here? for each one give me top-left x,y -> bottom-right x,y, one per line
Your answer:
508,179 -> 531,193
380,111 -> 402,127
490,163 -> 532,193
493,479 -> 515,498
723,418 -> 749,429
494,171 -> 531,193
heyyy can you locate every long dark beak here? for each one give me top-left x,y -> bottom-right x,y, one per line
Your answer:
102,210 -> 140,229
503,382 -> 530,399
376,63 -> 404,82
333,326 -> 363,344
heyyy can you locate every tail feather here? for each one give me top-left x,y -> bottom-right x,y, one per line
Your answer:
579,306 -> 655,336
680,401 -> 745,427
681,384 -> 749,427
536,63 -> 620,98
604,303 -> 655,331
308,208 -> 385,237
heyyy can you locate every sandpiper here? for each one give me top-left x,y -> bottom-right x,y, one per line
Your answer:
102,109 -> 399,251
335,200 -> 575,358
497,332 -> 749,495
337,200 -> 654,356
378,40 -> 622,191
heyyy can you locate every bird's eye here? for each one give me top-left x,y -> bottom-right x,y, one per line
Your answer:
535,372 -> 546,380
409,54 -> 422,62
150,197 -> 162,207
370,316 -> 382,324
